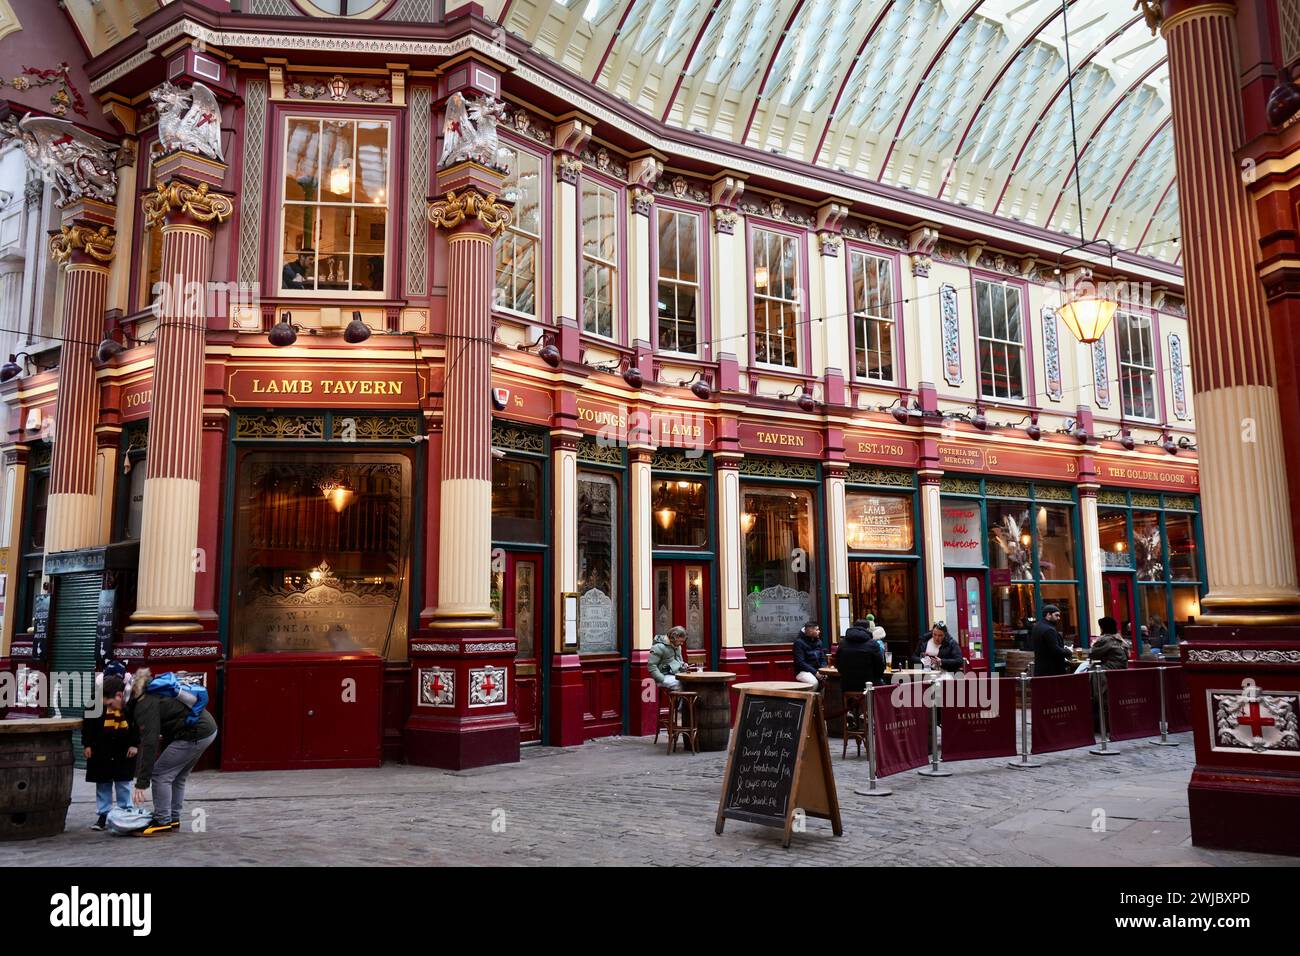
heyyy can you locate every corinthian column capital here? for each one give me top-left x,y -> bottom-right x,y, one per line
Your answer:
426,187 -> 512,236
143,179 -> 234,231
49,224 -> 116,265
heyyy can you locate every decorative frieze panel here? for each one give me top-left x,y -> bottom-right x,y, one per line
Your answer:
1098,490 -> 1128,506
739,457 -> 817,481
986,480 -> 1031,499
1164,495 -> 1196,511
1131,493 -> 1161,508
468,666 -> 508,708
651,449 -> 711,474
579,437 -> 624,466
581,144 -> 627,180
237,79 -> 268,288
1041,306 -> 1063,402
505,105 -> 554,146
1169,332 -> 1188,420
842,219 -> 907,249
407,85 -> 432,297
1035,484 -> 1075,501
1210,683 -> 1299,755
492,423 -> 547,455
285,75 -> 391,103
1092,338 -> 1111,408
235,414 -> 326,440
940,477 -> 981,495
338,416 -> 420,441
940,283 -> 961,386
653,173 -> 710,204
737,195 -> 815,227
845,466 -> 913,488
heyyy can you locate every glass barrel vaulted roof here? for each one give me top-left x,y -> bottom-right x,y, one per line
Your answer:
498,0 -> 1177,263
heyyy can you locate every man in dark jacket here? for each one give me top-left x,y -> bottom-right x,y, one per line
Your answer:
793,621 -> 827,686
836,620 -> 885,694
1032,604 -> 1073,676
127,668 -> 218,836
912,623 -> 964,672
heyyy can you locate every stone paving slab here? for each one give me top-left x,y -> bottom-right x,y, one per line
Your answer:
1,731 -> 1295,867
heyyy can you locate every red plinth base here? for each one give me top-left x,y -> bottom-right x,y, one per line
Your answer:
628,648 -> 657,737
403,627 -> 520,770
549,652 -> 586,747
1183,624 -> 1300,857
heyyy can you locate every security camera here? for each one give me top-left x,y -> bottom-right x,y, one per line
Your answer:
491,447 -> 506,459
409,434 -> 429,444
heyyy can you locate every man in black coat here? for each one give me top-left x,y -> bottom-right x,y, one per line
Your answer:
836,620 -> 886,694
1032,604 -> 1073,676
793,621 -> 827,686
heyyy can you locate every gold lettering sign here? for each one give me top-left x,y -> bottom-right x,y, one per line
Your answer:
577,405 -> 627,428
124,390 -> 152,409
755,431 -> 805,447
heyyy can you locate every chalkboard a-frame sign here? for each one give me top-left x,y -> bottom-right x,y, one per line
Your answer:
715,688 -> 843,848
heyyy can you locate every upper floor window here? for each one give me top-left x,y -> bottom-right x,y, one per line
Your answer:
975,278 -> 1026,401
281,116 -> 390,297
295,1 -> 386,14
581,180 -> 618,338
850,250 -> 895,383
495,146 -> 541,318
656,208 -> 701,356
1116,311 -> 1158,420
752,228 -> 800,368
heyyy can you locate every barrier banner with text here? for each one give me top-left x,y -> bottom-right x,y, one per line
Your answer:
1164,666 -> 1192,733
1030,673 -> 1095,754
941,676 -> 1017,761
873,686 -> 929,777
1104,667 -> 1161,741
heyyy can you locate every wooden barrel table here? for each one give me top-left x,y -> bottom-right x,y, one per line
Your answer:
675,671 -> 736,752
0,718 -> 80,840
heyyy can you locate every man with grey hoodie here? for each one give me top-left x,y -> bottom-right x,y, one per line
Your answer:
126,668 -> 218,837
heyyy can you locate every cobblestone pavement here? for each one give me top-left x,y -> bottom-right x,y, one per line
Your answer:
3,731 -> 1294,866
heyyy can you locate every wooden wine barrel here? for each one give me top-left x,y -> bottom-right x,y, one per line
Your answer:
676,672 -> 736,752
0,718 -> 79,841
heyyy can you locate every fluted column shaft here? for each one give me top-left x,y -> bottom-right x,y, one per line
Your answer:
1163,2 -> 1300,621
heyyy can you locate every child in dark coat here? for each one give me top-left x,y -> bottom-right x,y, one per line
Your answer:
83,675 -> 139,831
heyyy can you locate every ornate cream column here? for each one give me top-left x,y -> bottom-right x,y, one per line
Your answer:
824,462 -> 850,638
627,156 -> 662,349
628,443 -> 657,734
44,208 -> 116,554
908,226 -> 940,409
710,176 -> 745,387
426,181 -> 512,625
716,453 -> 747,673
549,429 -> 584,746
919,470 -> 946,629
0,444 -> 29,655
127,159 -> 232,636
1077,480 -> 1106,640
815,203 -> 849,405
553,120 -> 591,329
1164,0 -> 1300,622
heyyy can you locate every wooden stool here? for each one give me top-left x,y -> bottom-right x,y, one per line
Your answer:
842,690 -> 867,758
664,690 -> 699,755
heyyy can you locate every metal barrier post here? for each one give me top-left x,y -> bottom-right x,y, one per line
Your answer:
854,683 -> 892,797
1008,670 -> 1041,769
918,677 -> 952,777
1149,665 -> 1180,747
1090,668 -> 1120,756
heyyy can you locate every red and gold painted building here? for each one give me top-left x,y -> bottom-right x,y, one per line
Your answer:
0,1 -> 1205,773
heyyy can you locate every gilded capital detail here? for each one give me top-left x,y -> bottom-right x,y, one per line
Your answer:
49,224 -> 116,264
426,188 -> 512,236
143,179 -> 235,230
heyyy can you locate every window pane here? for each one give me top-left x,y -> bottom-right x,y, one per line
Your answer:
658,210 -> 678,279
492,457 -> 543,543
354,121 -> 388,204
577,473 -> 618,654
1005,287 -> 1022,342
988,502 -> 1031,579
677,213 -> 698,283
1171,585 -> 1201,632
941,498 -> 984,567
1035,504 -> 1076,580
316,207 -> 351,289
1099,508 -> 1132,569
651,479 -> 708,548
1005,344 -> 1024,400
1137,585 -> 1170,651
845,493 -> 913,551
284,118 -> 320,202
352,208 -> 385,291
1166,513 -> 1198,581
741,487 -> 817,644
1039,583 -> 1079,644
977,282 -> 992,338
319,120 -> 356,202
1133,511 -> 1163,581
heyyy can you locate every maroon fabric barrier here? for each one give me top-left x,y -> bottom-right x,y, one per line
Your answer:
1163,666 -> 1192,733
1030,674 -> 1095,754
872,686 -> 929,778
941,676 -> 1017,761
1104,667 -> 1161,741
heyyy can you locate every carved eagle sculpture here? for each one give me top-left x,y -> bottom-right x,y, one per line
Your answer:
9,115 -> 118,208
152,80 -> 224,162
438,91 -> 510,171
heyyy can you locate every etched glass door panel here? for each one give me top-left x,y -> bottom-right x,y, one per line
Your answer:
231,451 -> 412,659
577,472 -> 618,654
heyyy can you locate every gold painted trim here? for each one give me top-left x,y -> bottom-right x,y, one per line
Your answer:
1201,593 -> 1300,609
145,179 -> 234,230
1162,3 -> 1236,35
49,224 -> 116,264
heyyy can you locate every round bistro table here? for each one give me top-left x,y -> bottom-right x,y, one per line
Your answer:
674,671 -> 736,751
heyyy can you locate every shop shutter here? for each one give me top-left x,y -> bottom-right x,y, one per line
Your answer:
48,572 -> 102,766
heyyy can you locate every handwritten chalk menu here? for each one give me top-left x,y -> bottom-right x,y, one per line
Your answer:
715,688 -> 843,848
30,593 -> 50,662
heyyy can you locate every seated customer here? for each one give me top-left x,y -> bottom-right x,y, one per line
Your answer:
648,626 -> 691,690
1089,616 -> 1131,671
793,621 -> 827,686
836,620 -> 886,695
913,622 -> 964,673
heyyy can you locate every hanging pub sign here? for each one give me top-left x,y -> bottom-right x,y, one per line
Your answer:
716,687 -> 842,848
